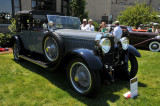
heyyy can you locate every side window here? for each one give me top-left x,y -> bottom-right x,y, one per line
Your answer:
16,15 -> 21,32
121,27 -> 129,33
32,15 -> 47,30
20,15 -> 30,30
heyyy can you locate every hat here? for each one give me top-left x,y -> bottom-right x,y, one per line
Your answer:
88,19 -> 93,22
83,19 -> 87,22
115,21 -> 120,25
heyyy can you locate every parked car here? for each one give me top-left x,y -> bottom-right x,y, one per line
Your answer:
107,24 -> 160,52
132,29 -> 147,32
11,10 -> 141,97
126,26 -> 133,32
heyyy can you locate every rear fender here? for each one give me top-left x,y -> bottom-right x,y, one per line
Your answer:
63,49 -> 103,71
10,35 -> 20,46
148,38 -> 160,44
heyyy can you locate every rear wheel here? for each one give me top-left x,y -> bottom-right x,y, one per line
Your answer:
149,41 -> 160,52
43,33 -> 64,64
13,42 -> 22,61
67,58 -> 101,97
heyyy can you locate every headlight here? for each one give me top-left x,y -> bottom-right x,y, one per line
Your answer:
155,35 -> 160,39
119,37 -> 129,50
99,38 -> 111,53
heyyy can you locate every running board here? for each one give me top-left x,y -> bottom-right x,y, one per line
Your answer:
19,55 -> 53,69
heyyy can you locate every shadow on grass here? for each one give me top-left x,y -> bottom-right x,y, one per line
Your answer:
13,59 -> 147,105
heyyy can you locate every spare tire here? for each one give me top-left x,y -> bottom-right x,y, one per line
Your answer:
42,32 -> 64,64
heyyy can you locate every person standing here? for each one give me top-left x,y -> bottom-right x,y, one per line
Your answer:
80,19 -> 88,31
152,26 -> 155,32
147,26 -> 152,32
155,27 -> 159,34
86,19 -> 95,31
99,22 -> 107,32
113,21 -> 122,43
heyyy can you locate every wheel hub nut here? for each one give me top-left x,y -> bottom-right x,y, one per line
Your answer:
74,76 -> 79,82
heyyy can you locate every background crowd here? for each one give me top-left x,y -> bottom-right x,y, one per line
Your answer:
80,18 -> 160,35
80,19 -> 123,43
147,26 -> 159,33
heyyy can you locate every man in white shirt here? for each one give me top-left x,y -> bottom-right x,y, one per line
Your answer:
113,21 -> 122,43
86,19 -> 95,31
80,19 -> 88,31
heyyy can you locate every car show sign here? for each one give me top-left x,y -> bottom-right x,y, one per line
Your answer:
130,77 -> 138,98
124,77 -> 138,99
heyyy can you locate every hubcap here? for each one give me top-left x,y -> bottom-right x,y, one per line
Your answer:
149,41 -> 160,52
152,44 -> 158,49
70,62 -> 92,93
44,37 -> 58,62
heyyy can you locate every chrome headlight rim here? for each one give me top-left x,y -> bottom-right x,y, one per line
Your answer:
99,38 -> 111,53
119,37 -> 129,50
155,35 -> 160,39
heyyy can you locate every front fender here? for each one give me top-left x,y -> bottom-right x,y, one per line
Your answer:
65,49 -> 103,71
128,45 -> 141,57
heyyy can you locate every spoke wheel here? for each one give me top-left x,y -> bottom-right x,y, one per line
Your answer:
149,41 -> 160,52
13,42 -> 20,60
70,62 -> 92,93
67,58 -> 100,97
44,37 -> 59,62
43,33 -> 64,64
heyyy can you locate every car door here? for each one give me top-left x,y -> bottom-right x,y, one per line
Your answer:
29,14 -> 47,54
19,15 -> 31,51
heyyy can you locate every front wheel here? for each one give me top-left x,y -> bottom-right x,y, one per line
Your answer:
67,58 -> 101,97
149,41 -> 160,52
128,54 -> 138,79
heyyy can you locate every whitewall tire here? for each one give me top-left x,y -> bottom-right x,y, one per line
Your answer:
149,41 -> 160,52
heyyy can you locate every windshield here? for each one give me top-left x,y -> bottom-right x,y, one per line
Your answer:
127,26 -> 133,32
47,15 -> 81,30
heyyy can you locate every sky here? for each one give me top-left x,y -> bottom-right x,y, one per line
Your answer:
0,0 -> 12,14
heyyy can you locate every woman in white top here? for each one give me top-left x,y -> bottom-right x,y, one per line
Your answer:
86,19 -> 95,31
155,27 -> 159,34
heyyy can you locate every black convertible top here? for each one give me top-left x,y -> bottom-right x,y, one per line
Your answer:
17,10 -> 64,16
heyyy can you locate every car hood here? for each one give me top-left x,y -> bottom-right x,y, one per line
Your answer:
55,29 -> 103,40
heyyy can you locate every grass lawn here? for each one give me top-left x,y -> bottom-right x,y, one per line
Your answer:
0,50 -> 160,105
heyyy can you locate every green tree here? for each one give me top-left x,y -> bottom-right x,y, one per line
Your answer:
117,2 -> 158,28
0,33 -> 5,46
67,0 -> 88,22
8,18 -> 16,33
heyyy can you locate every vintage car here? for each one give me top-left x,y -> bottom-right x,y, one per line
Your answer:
11,10 -> 141,97
107,24 -> 160,52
